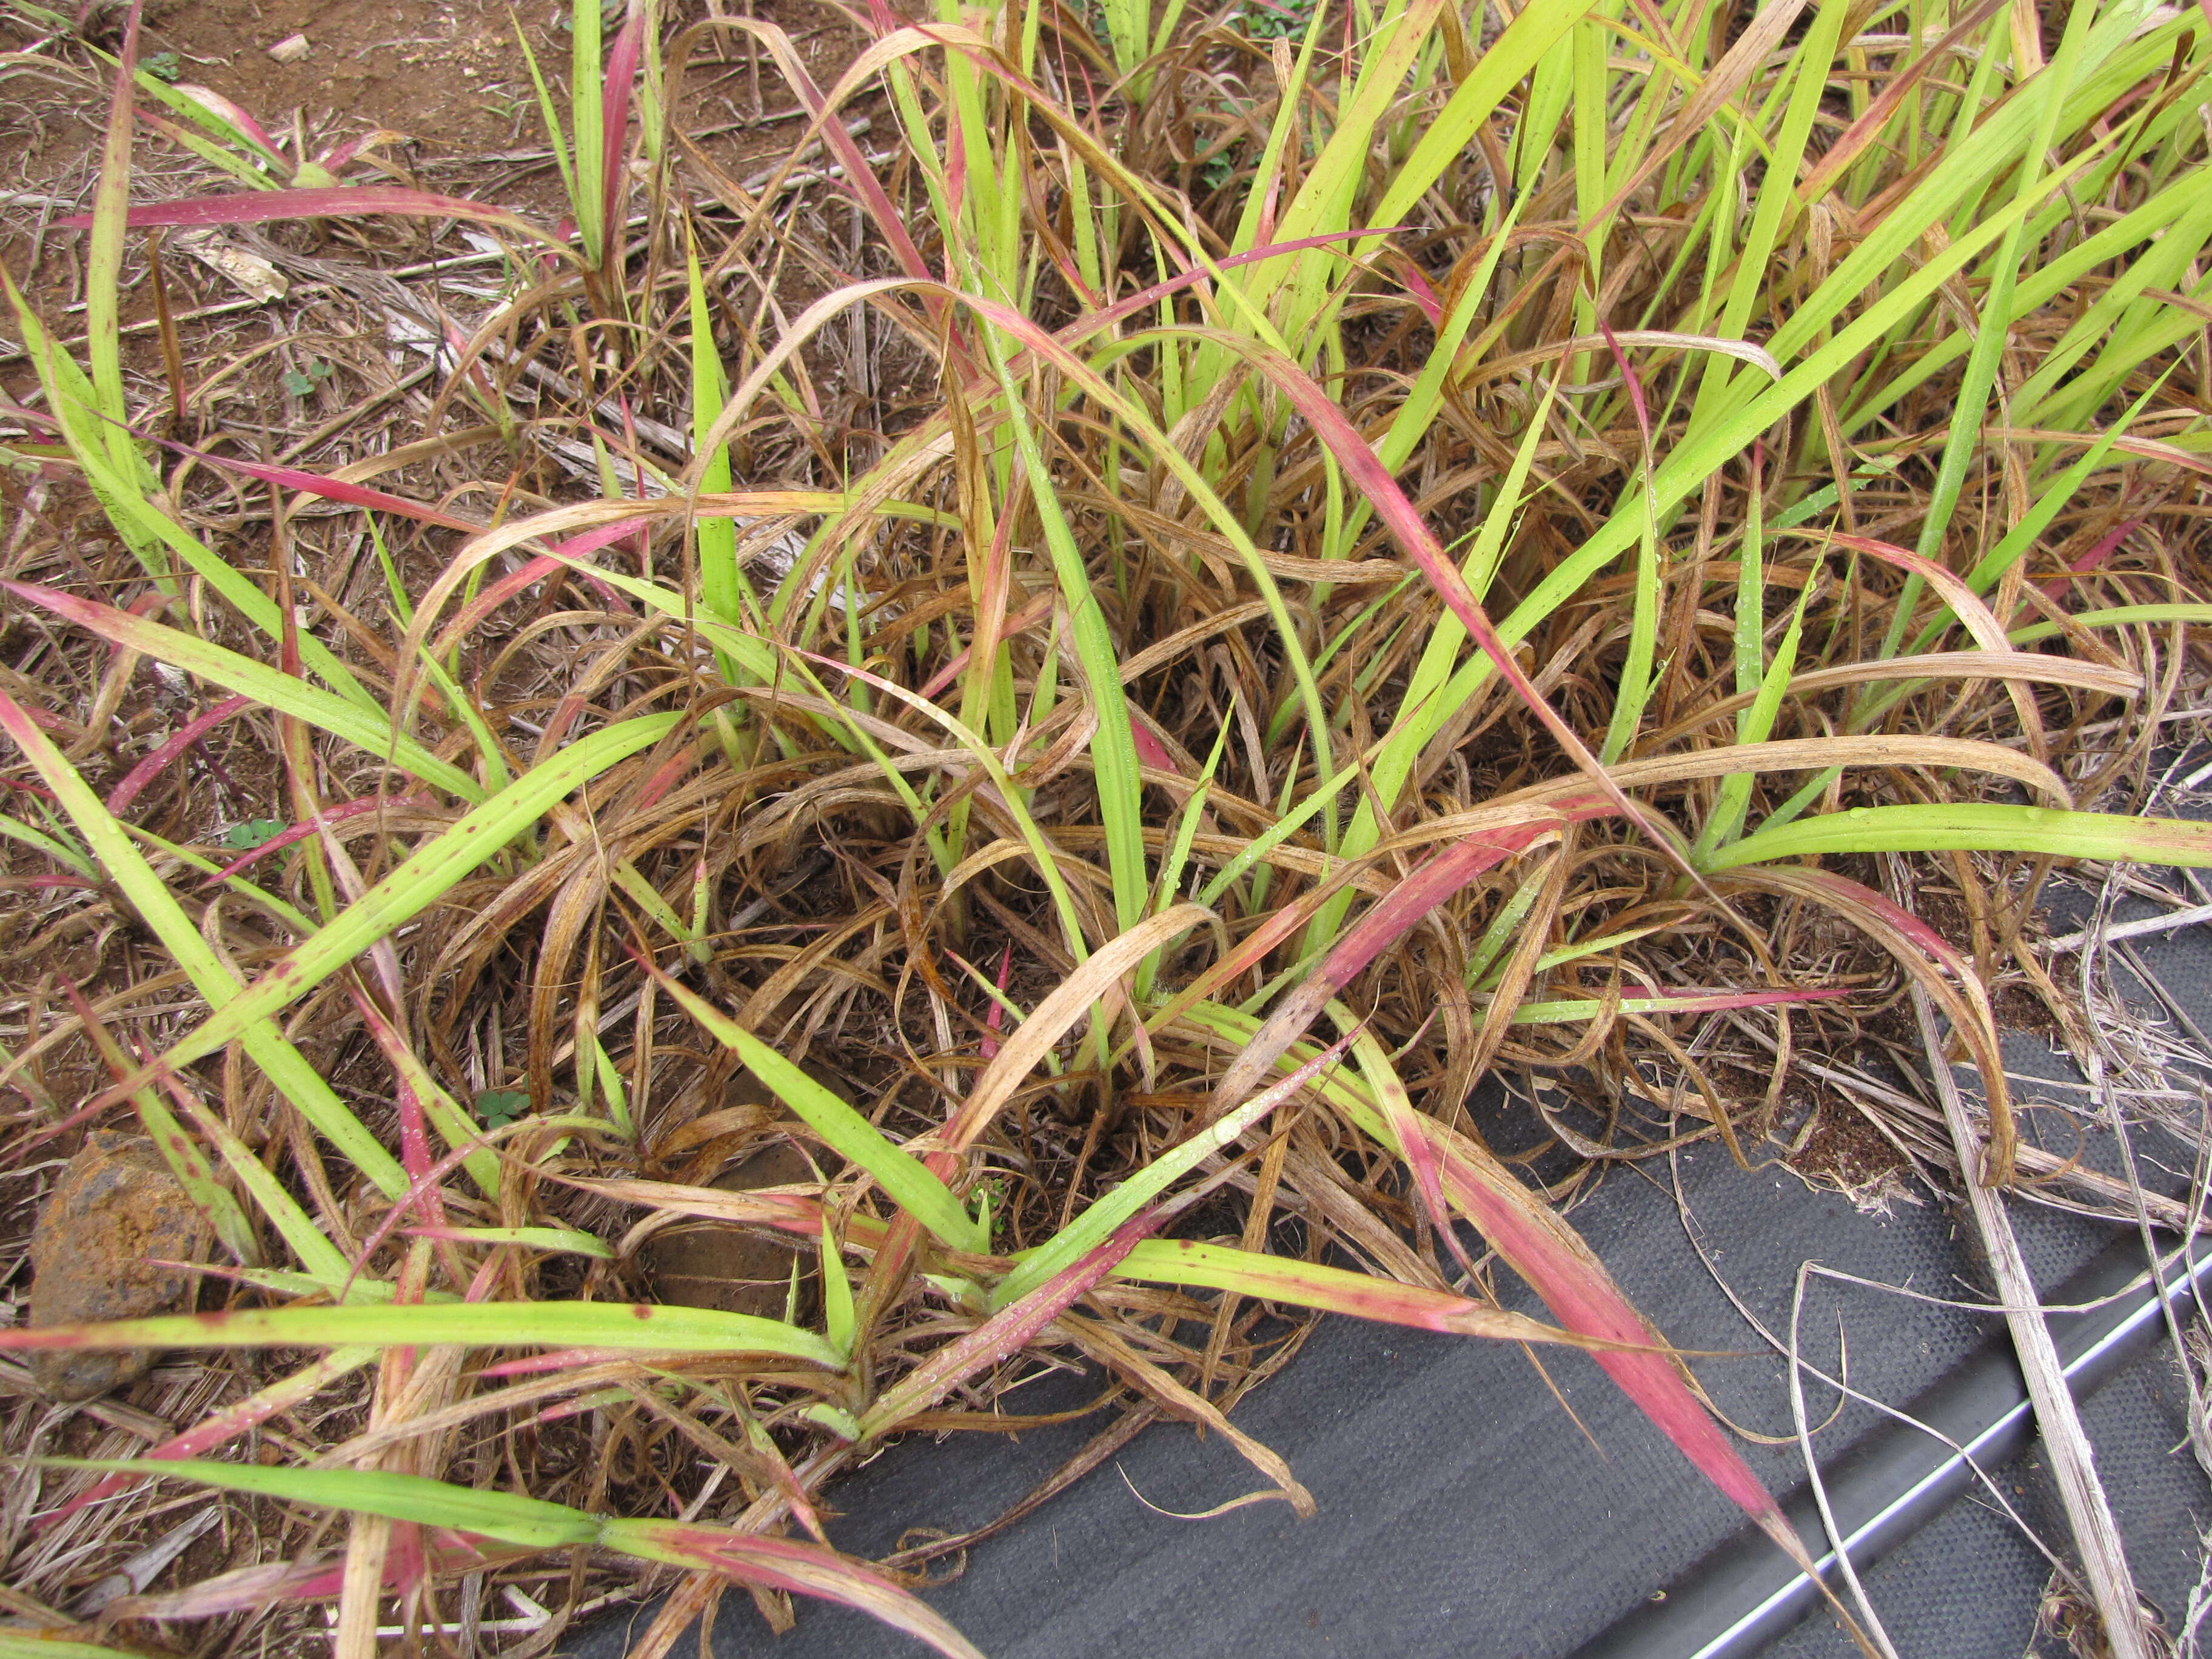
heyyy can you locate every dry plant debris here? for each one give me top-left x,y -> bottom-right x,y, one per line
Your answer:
2,0 -> 2212,1652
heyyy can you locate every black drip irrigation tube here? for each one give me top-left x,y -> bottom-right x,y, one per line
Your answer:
1577,1230 -> 2212,1658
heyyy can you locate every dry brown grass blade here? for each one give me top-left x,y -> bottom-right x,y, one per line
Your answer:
1894,861 -> 2152,1659
1057,1313 -> 1316,1518
945,904 -> 1214,1156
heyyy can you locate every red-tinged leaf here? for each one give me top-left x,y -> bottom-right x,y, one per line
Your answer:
2039,518 -> 2137,602
475,1347 -> 651,1378
1795,0 -> 2009,202
1393,253 -> 1442,327
40,1347 -> 376,1530
555,1172 -> 854,1242
982,942 -> 1013,1059
1205,796 -> 1616,1120
112,1555 -> 348,1618
1078,227 -> 1393,343
857,1213 -> 1159,1439
1166,325 -> 1680,859
312,127 -> 407,178
1600,322 -> 1652,456
167,83 -> 284,163
106,692 -> 250,812
917,591 -> 1053,700
1788,527 -> 2013,653
166,445 -> 483,531
1127,714 -> 1179,774
105,1533 -> 514,1621
1195,1008 -> 1804,1560
759,28 -> 932,285
1113,1239 -> 1630,1347
1415,1121 -> 1797,1541
600,5 -> 645,247
1739,865 -> 1972,979
59,186 -> 564,251
609,1523 -> 984,1659
434,517 -> 650,652
1720,860 -> 2017,1185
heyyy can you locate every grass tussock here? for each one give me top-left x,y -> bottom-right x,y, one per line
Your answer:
2,0 -> 2211,1652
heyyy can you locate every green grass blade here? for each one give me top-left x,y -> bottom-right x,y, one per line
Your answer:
85,713 -> 684,1111
53,1458 -> 603,1546
1709,804 -> 2212,873
0,689 -> 410,1201
648,968 -> 980,1253
5,1298 -> 842,1366
8,582 -> 483,801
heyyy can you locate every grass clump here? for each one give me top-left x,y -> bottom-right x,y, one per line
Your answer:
2,0 -> 2211,1652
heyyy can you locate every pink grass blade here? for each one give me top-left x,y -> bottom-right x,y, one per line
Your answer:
608,1523 -> 984,1659
5,580 -> 480,801
431,517 -> 653,653
1114,1239 -> 1634,1346
757,27 -> 932,283
106,692 -> 250,812
1418,1124 -> 1804,1553
1195,1008 -> 1809,1564
982,943 -> 1013,1059
61,186 -> 568,254
558,1173 -> 848,1241
40,1346 -> 376,1528
1600,321 -> 1654,456
1725,857 -> 2024,1182
343,984 -> 501,1198
2037,518 -> 2139,602
167,84 -> 286,162
1793,528 -> 2015,654
598,4 -> 645,251
1795,0 -> 2010,203
163,444 -> 484,530
106,1535 -> 515,1620
1204,798 -> 1616,1119
1201,331 -> 1681,860
856,1213 -> 1162,1440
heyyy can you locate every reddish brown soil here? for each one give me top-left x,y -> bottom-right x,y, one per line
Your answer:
155,0 -> 555,156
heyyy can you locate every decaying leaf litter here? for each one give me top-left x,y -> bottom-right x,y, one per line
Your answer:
2,0 -> 2211,1651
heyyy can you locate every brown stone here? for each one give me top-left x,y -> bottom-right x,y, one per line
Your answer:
29,1130 -> 214,1402
644,1138 -> 820,1321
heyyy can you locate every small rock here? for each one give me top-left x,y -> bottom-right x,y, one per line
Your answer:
646,1138 -> 819,1320
266,33 -> 310,62
29,1130 -> 213,1403
645,1071 -> 823,1321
